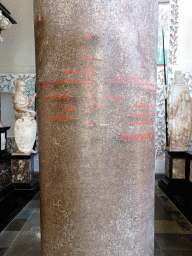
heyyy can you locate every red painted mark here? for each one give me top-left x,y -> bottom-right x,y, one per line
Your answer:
86,65 -> 97,71
86,108 -> 91,114
148,88 -> 156,92
37,18 -> 39,24
98,103 -> 103,109
109,96 -> 125,101
85,56 -> 97,61
44,95 -> 72,99
85,92 -> 91,98
86,72 -> 96,78
117,132 -> 155,141
92,110 -> 96,111
92,97 -> 97,98
86,121 -> 97,126
67,107 -> 77,112
65,71 -> 83,75
87,34 -> 96,39
98,84 -> 103,91
134,104 -> 153,108
40,81 -> 53,86
92,81 -> 96,83
85,137 -> 96,141
133,121 -> 153,125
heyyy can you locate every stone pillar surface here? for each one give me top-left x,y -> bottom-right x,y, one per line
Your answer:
34,1 -> 158,255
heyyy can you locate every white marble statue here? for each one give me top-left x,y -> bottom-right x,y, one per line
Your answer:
164,71 -> 192,151
12,78 -> 37,154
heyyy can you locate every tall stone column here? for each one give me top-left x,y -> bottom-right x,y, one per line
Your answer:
34,1 -> 158,255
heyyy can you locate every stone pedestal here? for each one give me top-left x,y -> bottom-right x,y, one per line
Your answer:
0,153 -> 11,192
11,153 -> 37,186
34,1 -> 158,255
159,149 -> 192,224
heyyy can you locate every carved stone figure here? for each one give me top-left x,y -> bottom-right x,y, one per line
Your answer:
12,78 -> 37,154
164,71 -> 192,151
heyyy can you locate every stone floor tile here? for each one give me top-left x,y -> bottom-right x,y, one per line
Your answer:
155,220 -> 183,234
156,234 -> 192,250
155,249 -> 164,256
4,219 -> 27,232
32,192 -> 40,201
4,232 -> 41,256
0,232 -> 18,247
169,211 -> 192,233
162,250 -> 192,256
20,211 -> 40,232
25,200 -> 40,209
14,208 -> 34,220
155,237 -> 160,249
0,248 -> 8,256
155,208 -> 173,221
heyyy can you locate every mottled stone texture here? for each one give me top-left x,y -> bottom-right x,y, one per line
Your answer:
190,161 -> 192,183
172,158 -> 185,179
11,157 -> 34,183
165,155 -> 170,178
0,157 -> 11,190
34,0 -> 158,255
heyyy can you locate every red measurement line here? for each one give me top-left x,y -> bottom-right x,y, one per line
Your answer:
92,110 -> 96,111
62,116 -> 71,119
92,94 -> 96,95
92,97 -> 96,98
92,81 -> 96,82
92,86 -> 96,87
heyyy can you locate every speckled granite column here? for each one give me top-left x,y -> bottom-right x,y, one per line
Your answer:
34,1 -> 158,255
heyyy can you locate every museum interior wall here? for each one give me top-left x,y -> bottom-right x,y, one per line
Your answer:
0,0 -> 192,175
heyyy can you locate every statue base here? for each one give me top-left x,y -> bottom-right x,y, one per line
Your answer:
158,148 -> 192,224
0,153 -> 39,232
11,153 -> 38,183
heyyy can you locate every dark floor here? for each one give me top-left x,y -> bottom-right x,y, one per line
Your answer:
0,179 -> 192,255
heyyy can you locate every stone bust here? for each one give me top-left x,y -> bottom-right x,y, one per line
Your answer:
12,78 -> 37,154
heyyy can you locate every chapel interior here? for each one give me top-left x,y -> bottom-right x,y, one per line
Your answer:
0,0 -> 192,255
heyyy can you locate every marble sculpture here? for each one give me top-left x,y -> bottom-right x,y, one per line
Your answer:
12,78 -> 37,154
164,71 -> 192,151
